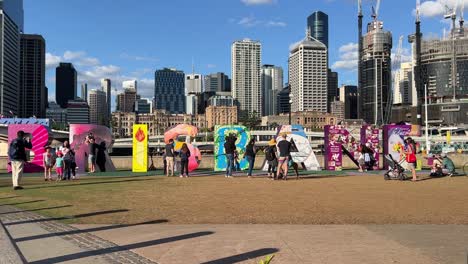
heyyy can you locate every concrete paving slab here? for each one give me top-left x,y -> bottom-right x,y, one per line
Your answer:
74,224 -> 468,264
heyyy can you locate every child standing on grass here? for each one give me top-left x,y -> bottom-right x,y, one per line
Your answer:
55,152 -> 64,181
43,147 -> 53,181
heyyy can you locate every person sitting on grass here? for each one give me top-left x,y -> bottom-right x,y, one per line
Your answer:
43,147 -> 53,181
441,153 -> 456,176
55,152 -> 64,181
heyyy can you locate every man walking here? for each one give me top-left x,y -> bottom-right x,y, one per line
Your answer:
277,133 -> 292,180
165,139 -> 175,177
224,134 -> 236,178
9,131 -> 32,190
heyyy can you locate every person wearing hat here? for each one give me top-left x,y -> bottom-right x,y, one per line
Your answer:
264,139 -> 278,179
441,153 -> 455,176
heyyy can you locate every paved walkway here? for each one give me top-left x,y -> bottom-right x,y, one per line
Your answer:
0,205 -> 156,264
1,204 -> 467,264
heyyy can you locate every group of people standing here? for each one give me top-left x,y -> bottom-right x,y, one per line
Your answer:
224,133 -> 298,180
8,130 -> 109,190
164,139 -> 191,178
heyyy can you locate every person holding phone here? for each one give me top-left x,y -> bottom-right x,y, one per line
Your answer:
8,130 -> 33,190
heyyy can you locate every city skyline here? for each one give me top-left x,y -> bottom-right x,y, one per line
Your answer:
23,0 -> 466,108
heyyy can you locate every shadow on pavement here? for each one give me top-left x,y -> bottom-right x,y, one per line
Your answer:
15,219 -> 169,242
4,209 -> 129,226
201,248 -> 279,264
0,200 -> 46,206
29,231 -> 214,264
0,205 -> 73,215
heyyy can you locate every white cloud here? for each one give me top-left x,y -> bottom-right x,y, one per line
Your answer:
332,42 -> 358,71
138,78 -> 155,99
63,51 -> 86,60
233,15 -> 286,28
417,0 -> 468,18
266,20 -> 287,27
46,53 -> 61,69
120,53 -> 159,62
241,0 -> 275,5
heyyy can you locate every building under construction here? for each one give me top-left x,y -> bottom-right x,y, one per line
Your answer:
358,13 -> 393,125
391,4 -> 468,125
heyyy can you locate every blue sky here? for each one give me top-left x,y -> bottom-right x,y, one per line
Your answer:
23,0 -> 462,109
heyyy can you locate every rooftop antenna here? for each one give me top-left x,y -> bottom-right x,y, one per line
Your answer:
460,0 -> 464,34
191,57 -> 195,75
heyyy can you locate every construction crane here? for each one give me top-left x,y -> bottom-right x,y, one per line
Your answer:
371,0 -> 381,21
384,35 -> 404,124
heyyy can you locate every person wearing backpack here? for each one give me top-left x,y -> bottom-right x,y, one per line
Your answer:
9,130 -> 32,190
265,139 -> 278,180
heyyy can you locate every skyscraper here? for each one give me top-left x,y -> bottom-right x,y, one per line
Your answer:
339,85 -> 358,119
359,19 -> 392,125
231,39 -> 262,116
327,69 -> 338,112
154,68 -> 185,114
289,31 -> 327,113
19,34 -> 45,118
0,0 -> 22,116
393,62 -> 413,105
261,65 -> 283,116
81,83 -> 87,101
101,79 -> 111,120
56,63 -> 77,108
116,89 -> 139,113
88,89 -> 107,126
307,11 -> 328,48
204,72 -> 231,92
185,74 -> 202,94
66,99 -> 89,124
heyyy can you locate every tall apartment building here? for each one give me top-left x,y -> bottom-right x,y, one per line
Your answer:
307,11 -> 328,48
327,69 -> 338,112
56,62 -> 77,108
277,86 -> 291,114
0,0 -> 23,116
154,68 -> 185,114
289,31 -> 327,113
88,89 -> 107,126
261,65 -> 283,116
81,83 -> 87,101
101,79 -> 111,119
204,72 -> 231,92
116,88 -> 139,113
185,73 -> 202,114
393,62 -> 413,105
339,85 -> 358,119
231,39 -> 262,116
19,34 -> 46,118
359,19 -> 392,125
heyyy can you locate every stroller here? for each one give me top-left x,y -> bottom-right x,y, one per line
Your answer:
384,154 -> 407,181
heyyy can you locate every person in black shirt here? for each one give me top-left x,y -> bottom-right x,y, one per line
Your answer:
165,139 -> 175,177
96,141 -> 107,172
264,139 -> 278,180
224,134 -> 236,177
179,143 -> 191,178
245,138 -> 257,177
9,130 -> 32,190
276,134 -> 292,180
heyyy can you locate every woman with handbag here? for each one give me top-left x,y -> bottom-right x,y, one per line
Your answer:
405,137 -> 418,181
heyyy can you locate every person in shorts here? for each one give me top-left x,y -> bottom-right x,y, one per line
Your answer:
87,138 -> 98,173
55,152 -> 64,181
43,147 -> 53,181
404,137 -> 417,181
276,134 -> 292,180
165,139 -> 175,177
